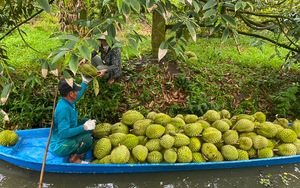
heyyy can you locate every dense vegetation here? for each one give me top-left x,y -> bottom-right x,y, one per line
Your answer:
1,14 -> 300,130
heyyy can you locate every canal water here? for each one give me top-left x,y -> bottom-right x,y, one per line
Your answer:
1,160 -> 300,188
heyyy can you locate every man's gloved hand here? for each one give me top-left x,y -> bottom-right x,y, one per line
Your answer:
81,74 -> 93,84
84,119 -> 96,130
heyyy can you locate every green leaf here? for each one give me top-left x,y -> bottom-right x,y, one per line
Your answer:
93,78 -> 100,96
36,0 -> 51,13
185,20 -> 196,42
235,1 -> 243,11
63,71 -> 73,87
158,41 -> 168,62
122,2 -> 131,18
0,0 -> 5,7
78,45 -> 91,60
117,0 -> 123,11
51,51 -> 67,64
1,83 -> 11,105
221,14 -> 236,26
192,1 -> 200,13
41,60 -> 48,78
204,9 -> 217,18
221,28 -> 230,42
69,54 -> 78,75
203,0 -> 217,11
59,35 -> 78,41
0,64 -> 3,75
130,0 -> 140,12
103,0 -> 110,6
107,24 -> 117,38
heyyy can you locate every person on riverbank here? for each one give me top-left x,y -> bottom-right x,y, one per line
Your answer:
50,76 -> 95,164
80,31 -> 122,84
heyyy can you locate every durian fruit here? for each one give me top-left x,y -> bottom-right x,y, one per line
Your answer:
109,132 -> 126,147
239,132 -> 257,139
131,119 -> 152,136
120,134 -> 139,149
184,122 -> 203,137
253,112 -> 266,123
111,122 -> 129,134
137,135 -> 148,145
275,143 -> 297,156
145,124 -> 165,138
201,143 -> 219,160
121,110 -> 144,126
237,137 -> 253,150
292,119 -> 300,138
164,124 -> 177,134
252,135 -> 269,150
173,133 -> 190,147
221,145 -> 239,161
145,139 -> 162,151
164,148 -> 177,163
177,146 -> 193,163
247,147 -> 257,159
197,120 -> 211,130
192,152 -> 206,162
256,122 -> 278,138
232,119 -> 255,133
201,127 -> 222,144
153,113 -> 172,125
93,138 -> 112,159
111,145 -> 130,164
128,155 -> 138,164
175,114 -> 184,120
184,114 -> 198,123
132,145 -> 148,162
276,129 -> 297,143
203,110 -> 221,124
219,109 -> 231,119
0,130 -> 19,147
273,117 -> 289,128
170,117 -> 186,129
147,151 -> 163,163
78,63 -> 98,77
274,123 -> 285,133
221,119 -> 233,127
160,134 -> 175,149
99,155 -> 111,164
237,149 -> 249,160
188,137 -> 201,152
293,139 -> 300,154
212,120 -> 230,132
146,111 -> 157,120
258,147 -> 274,158
222,130 -> 239,145
236,114 -> 255,122
209,151 -> 224,162
92,123 -> 111,139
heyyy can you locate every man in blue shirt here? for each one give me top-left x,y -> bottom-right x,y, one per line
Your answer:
50,77 -> 95,164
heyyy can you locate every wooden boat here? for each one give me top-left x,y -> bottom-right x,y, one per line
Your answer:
0,128 -> 300,174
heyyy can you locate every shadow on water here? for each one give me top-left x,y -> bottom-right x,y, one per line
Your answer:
1,160 -> 300,188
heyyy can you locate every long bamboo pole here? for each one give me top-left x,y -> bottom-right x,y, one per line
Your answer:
38,87 -> 58,188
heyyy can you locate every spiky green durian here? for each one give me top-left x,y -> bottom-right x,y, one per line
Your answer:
188,137 -> 201,152
111,145 -> 130,164
146,111 -> 157,120
253,112 -> 266,123
236,114 -> 255,122
252,135 -> 269,150
201,143 -> 219,160
164,123 -> 177,134
145,124 -> 165,139
131,119 -> 152,136
237,137 -> 253,150
173,133 -> 190,147
192,152 -> 206,162
203,110 -> 221,124
293,139 -> 300,154
147,151 -> 163,163
137,135 -> 148,145
92,123 -> 111,139
170,117 -> 186,129
221,118 -> 233,127
111,122 -> 129,134
273,117 -> 289,128
153,113 -> 172,125
292,119 -> 300,138
93,138 -> 112,159
99,155 -> 111,164
132,145 -> 148,162
197,120 -> 211,130
221,145 -> 239,161
145,138 -> 162,151
164,148 -> 177,163
177,146 -> 193,163
184,122 -> 203,137
247,147 -> 257,159
184,114 -> 198,123
237,149 -> 249,160
175,114 -> 184,120
160,134 -> 175,149
232,119 -> 255,132
275,143 -> 297,156
201,127 -> 222,144
258,147 -> 274,158
239,132 -> 257,139
256,121 -> 278,138
219,109 -> 231,119
222,130 -> 239,145
212,120 -> 230,132
121,134 -> 139,149
0,130 -> 19,147
121,110 -> 144,126
276,129 -> 297,143
108,132 -> 127,147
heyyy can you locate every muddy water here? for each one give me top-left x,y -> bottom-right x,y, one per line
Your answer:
1,160 -> 300,188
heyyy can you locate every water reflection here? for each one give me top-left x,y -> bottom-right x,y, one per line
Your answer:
1,160 -> 300,188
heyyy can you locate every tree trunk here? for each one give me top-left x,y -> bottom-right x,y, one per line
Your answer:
151,9 -> 166,59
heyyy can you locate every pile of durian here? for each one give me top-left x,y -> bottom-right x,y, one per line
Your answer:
91,110 -> 300,164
